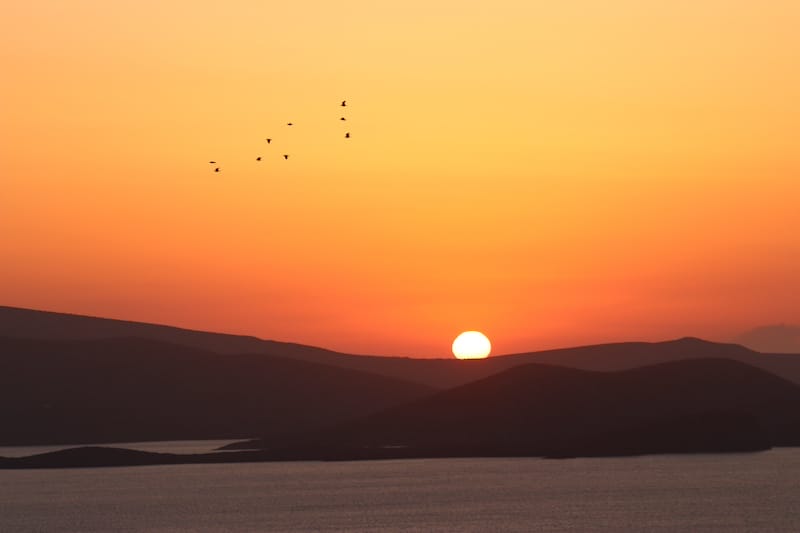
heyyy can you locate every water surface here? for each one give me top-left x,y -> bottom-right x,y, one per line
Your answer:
2,449 -> 799,532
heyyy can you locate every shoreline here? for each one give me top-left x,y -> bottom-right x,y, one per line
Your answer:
0,443 -> 774,470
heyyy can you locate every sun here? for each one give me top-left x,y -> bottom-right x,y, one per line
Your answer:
452,331 -> 491,360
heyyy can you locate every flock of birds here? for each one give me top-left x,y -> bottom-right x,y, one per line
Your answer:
208,100 -> 350,173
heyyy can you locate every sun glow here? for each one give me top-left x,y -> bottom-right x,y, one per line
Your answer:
452,331 -> 491,360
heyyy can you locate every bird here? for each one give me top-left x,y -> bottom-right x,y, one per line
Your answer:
341,100 -> 346,107
256,156 -> 262,161
209,161 -> 216,164
265,138 -> 271,144
340,117 -> 346,121
345,132 -> 350,138
283,154 -> 289,159
286,122 -> 293,126
214,168 -> 220,172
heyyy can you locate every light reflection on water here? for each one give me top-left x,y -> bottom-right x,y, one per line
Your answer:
2,449 -> 799,532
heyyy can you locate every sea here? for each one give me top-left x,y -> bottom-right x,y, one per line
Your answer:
2,441 -> 799,532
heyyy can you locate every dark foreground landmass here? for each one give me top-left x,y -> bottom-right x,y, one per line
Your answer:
3,306 -> 800,467
0,336 -> 433,446
5,358 -> 800,469
5,306 -> 800,449
227,358 -> 800,454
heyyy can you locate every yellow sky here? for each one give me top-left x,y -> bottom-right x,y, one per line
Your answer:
2,1 -> 799,356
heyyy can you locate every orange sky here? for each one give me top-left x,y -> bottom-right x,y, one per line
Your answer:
2,1 -> 799,357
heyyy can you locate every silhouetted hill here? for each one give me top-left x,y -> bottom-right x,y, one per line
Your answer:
295,358 -> 800,458
0,305 -> 349,358
503,337 -> 756,371
6,358 -> 800,466
0,306 -> 490,387
449,337 -> 800,388
8,306 -> 800,459
4,306 -> 800,390
0,446 -> 271,469
0,337 -> 433,446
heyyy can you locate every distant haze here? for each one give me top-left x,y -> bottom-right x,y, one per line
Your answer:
735,326 -> 800,354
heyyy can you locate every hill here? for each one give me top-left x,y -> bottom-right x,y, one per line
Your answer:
3,307 -> 800,390
502,337 -> 800,388
0,305 -> 350,359
0,336 -> 433,446
293,358 -> 800,458
9,358 -> 799,466
0,446 -> 271,469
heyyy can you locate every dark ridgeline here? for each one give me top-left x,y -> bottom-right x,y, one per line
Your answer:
3,306 -> 800,390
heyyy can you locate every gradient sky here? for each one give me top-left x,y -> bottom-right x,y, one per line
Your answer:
2,1 -> 799,357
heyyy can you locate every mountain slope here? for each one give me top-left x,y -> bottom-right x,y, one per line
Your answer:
302,358 -> 800,458
5,306 -> 800,390
0,305 -> 343,358
0,336 -> 434,446
0,306 -> 490,387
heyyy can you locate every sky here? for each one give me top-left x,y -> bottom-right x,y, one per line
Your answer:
2,1 -> 799,357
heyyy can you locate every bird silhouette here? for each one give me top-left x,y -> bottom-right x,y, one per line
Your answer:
256,156 -> 262,161
345,132 -> 350,138
283,154 -> 289,159
286,122 -> 293,126
340,117 -> 346,121
266,138 -> 271,144
341,100 -> 346,107
209,161 -> 216,164
214,168 -> 220,172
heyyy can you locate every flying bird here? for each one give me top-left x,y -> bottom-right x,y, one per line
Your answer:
209,161 -> 216,164
265,138 -> 271,144
214,168 -> 220,173
340,117 -> 346,121
283,154 -> 289,159
286,122 -> 293,126
256,156 -> 262,161
341,100 -> 346,107
345,132 -> 350,138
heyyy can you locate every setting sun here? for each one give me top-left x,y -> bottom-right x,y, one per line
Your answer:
452,331 -> 491,360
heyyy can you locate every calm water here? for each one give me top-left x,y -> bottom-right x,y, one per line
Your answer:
2,449 -> 800,532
